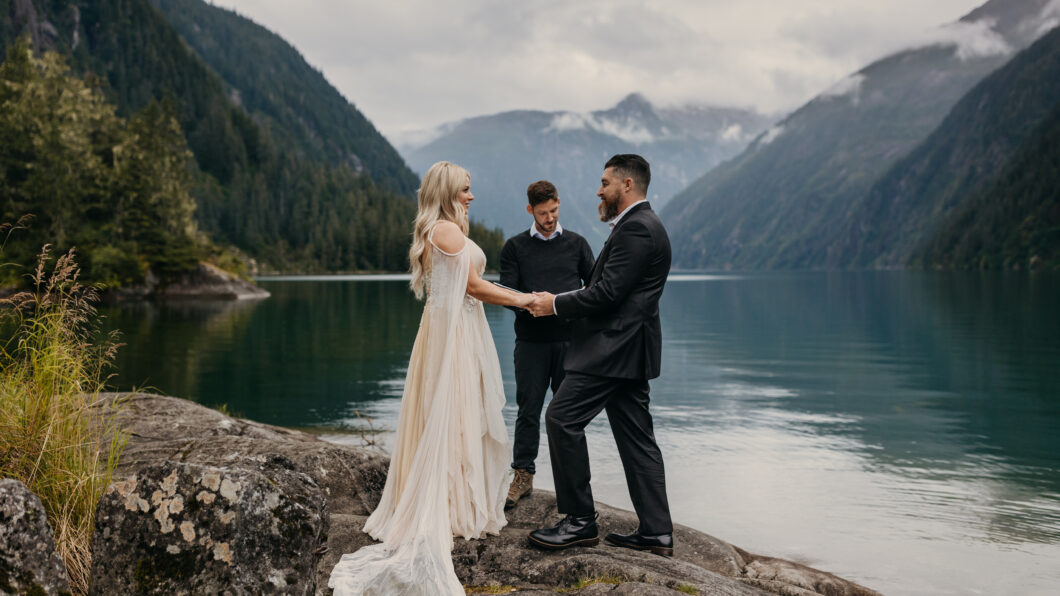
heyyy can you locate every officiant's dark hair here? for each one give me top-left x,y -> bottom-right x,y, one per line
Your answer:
526,180 -> 558,207
605,154 -> 651,195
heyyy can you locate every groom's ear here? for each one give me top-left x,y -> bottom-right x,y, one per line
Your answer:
526,204 -> 533,215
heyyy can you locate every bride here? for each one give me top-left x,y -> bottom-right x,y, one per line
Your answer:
329,161 -> 532,595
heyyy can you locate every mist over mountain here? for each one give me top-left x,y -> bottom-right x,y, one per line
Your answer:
661,0 -> 1058,270
401,93 -> 772,244
834,25 -> 1060,269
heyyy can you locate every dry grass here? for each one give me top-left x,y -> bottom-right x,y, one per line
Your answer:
0,242 -> 128,594
556,574 -> 626,592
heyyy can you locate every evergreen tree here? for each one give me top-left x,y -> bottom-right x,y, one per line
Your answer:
0,38 -> 204,286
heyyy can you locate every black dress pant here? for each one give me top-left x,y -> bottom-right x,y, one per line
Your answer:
545,370 -> 673,535
512,339 -> 568,474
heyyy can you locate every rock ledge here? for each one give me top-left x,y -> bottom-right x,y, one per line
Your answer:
92,393 -> 881,595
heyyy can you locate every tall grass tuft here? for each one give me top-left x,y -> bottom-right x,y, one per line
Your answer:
0,240 -> 128,595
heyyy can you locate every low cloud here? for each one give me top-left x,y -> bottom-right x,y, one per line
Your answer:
819,73 -> 867,104
545,112 -> 656,145
1031,0 -> 1060,37
758,125 -> 785,146
210,0 -> 988,141
926,19 -> 1012,60
721,123 -> 746,143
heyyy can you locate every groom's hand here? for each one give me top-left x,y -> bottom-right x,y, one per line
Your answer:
528,291 -> 555,317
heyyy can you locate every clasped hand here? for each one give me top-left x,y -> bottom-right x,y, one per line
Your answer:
523,291 -> 555,317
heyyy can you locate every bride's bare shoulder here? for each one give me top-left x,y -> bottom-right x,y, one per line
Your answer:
430,221 -> 466,255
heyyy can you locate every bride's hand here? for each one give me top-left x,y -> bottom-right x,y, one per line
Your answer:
519,293 -> 534,309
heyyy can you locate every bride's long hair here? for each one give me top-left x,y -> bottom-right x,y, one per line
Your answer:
409,161 -> 471,299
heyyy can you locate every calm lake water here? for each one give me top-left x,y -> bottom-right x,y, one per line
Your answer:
99,272 -> 1060,596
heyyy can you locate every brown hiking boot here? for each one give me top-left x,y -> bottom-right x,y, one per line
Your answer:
505,468 -> 533,510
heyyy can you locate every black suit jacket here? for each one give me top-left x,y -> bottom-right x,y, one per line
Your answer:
554,202 -> 671,380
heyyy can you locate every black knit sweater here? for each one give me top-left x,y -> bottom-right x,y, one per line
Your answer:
499,229 -> 595,342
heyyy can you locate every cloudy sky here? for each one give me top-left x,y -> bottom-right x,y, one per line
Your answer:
210,0 -> 987,144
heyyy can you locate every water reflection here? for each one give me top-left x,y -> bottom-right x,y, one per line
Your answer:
98,272 -> 1060,596
101,281 -> 422,423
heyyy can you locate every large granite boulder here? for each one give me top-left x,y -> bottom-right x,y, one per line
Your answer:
99,393 -> 881,595
89,459 -> 326,595
105,393 -> 387,517
0,478 -> 71,595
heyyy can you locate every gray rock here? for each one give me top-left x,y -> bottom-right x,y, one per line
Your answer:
105,393 -> 387,516
0,478 -> 71,596
156,263 -> 269,300
99,393 -> 881,596
89,460 -> 326,595
104,263 -> 269,302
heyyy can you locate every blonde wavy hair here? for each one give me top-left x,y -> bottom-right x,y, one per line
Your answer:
409,161 -> 471,299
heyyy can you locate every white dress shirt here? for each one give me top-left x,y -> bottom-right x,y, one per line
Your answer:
530,222 -> 564,241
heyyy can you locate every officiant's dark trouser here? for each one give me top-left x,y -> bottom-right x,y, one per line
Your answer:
512,339 -> 568,474
546,371 -> 674,536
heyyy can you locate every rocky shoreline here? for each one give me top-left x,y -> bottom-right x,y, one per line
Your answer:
1,393 -> 882,595
103,263 -> 269,302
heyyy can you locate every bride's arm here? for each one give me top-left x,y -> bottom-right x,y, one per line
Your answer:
431,222 -> 531,309
467,265 -> 531,308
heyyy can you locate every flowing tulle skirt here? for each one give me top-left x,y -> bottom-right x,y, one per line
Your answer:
328,294 -> 510,595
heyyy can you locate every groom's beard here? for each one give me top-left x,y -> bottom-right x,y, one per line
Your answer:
598,196 -> 620,222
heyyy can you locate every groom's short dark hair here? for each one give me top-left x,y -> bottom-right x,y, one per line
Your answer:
527,180 -> 559,206
605,154 -> 651,196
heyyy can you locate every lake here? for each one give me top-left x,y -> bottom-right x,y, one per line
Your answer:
99,271 -> 1060,595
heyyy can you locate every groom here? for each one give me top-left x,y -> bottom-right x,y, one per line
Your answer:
525,154 -> 674,556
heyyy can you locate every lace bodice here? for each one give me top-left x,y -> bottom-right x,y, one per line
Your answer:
424,235 -> 486,311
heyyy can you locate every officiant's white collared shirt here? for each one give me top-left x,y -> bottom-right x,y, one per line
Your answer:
552,199 -> 647,315
530,222 -> 563,241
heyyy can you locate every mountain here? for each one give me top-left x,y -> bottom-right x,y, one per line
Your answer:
661,0 -> 1058,269
0,0 -> 503,275
915,102 -> 1060,270
920,103 -> 1060,268
401,93 -> 771,244
835,25 -> 1060,268
148,0 -> 419,195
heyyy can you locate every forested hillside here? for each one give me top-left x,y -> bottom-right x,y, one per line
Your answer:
660,0 -> 1054,270
912,103 -> 1060,270
148,0 -> 418,195
834,25 -> 1060,269
0,39 -> 206,286
0,0 -> 502,281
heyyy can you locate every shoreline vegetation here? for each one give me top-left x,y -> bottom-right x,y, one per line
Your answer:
0,244 -> 128,594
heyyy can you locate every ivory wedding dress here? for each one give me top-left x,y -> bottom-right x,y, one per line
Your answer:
328,231 -> 510,595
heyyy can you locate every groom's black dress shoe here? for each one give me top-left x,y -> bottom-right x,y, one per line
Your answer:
527,513 -> 599,550
604,531 -> 674,557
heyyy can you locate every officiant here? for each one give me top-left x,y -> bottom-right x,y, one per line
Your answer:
500,180 -> 595,509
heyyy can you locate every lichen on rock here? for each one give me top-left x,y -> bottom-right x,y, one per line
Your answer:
0,478 -> 72,596
89,459 -> 326,595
